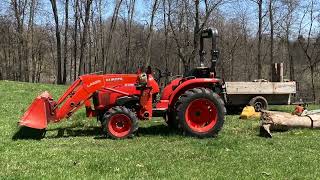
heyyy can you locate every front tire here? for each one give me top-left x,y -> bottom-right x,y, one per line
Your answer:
102,106 -> 138,139
177,88 -> 226,138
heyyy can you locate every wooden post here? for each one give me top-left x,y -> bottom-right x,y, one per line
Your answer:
271,63 -> 284,82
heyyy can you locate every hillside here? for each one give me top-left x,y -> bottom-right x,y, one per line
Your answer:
0,80 -> 320,179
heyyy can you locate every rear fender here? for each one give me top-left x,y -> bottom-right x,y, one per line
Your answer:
168,78 -> 221,109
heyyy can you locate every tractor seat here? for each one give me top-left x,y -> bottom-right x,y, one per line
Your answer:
184,67 -> 211,78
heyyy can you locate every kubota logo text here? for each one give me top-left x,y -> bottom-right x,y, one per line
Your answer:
87,80 -> 101,87
106,77 -> 123,82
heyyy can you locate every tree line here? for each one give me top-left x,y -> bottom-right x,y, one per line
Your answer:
0,0 -> 319,102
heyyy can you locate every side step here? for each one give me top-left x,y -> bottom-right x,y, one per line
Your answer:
152,108 -> 167,118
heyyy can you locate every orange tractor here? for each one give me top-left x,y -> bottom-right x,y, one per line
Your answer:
17,28 -> 226,139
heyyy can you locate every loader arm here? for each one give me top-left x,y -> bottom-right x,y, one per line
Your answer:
20,74 -> 139,129
54,75 -> 107,120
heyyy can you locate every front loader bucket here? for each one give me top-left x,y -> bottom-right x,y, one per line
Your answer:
13,91 -> 55,140
20,91 -> 54,129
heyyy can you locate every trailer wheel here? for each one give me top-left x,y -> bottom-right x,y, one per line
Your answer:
177,88 -> 225,138
249,96 -> 268,112
102,106 -> 138,139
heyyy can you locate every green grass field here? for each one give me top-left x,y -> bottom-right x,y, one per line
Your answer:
0,80 -> 320,179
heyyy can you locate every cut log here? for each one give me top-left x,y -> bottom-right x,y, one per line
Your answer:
260,111 -> 320,138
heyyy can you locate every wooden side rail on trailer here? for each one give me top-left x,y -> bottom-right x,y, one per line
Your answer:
225,81 -> 296,111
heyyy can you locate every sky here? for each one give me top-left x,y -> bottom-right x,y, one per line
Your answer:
0,0 -> 318,38
0,0 -> 249,25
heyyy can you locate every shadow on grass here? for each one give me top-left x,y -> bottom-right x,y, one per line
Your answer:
12,126 -> 46,140
45,126 -> 104,139
137,124 -> 181,137
45,124 -> 181,139
267,108 -> 292,113
226,106 -> 244,115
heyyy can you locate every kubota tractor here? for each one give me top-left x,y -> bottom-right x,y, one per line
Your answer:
16,28 -> 226,139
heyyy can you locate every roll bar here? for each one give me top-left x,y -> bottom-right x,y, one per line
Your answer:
199,28 -> 219,75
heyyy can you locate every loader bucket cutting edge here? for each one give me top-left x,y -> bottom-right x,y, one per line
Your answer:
19,91 -> 54,130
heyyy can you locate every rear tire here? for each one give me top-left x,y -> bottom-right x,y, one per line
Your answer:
177,88 -> 226,138
165,111 -> 178,129
102,106 -> 138,139
165,101 -> 182,129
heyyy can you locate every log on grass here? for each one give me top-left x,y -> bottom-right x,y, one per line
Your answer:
260,111 -> 320,138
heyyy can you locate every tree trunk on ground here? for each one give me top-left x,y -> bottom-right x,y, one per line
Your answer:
260,111 -> 320,138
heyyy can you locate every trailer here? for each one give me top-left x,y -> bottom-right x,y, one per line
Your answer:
225,81 -> 296,111
224,63 -> 296,111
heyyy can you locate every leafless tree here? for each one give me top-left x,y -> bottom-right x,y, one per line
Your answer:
50,0 -> 63,84
168,0 -> 223,73
11,0 -> 27,81
279,0 -> 299,81
145,0 -> 159,66
28,0 -> 36,82
268,0 -> 274,79
0,0 -> 319,100
104,0 -> 123,73
297,0 -> 320,101
249,0 -> 264,79
78,0 -> 93,75
63,0 -> 69,84
72,0 -> 79,80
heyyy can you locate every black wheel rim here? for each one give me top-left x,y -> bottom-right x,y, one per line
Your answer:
254,101 -> 264,112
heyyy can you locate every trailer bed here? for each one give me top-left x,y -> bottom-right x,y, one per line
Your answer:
225,81 -> 296,106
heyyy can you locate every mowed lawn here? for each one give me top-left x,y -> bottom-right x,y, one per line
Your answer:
0,80 -> 320,179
